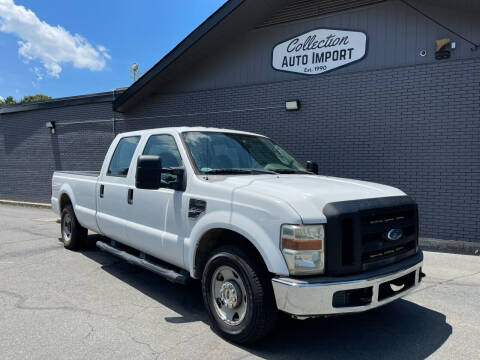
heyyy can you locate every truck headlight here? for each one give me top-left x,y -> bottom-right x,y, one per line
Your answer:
281,224 -> 325,275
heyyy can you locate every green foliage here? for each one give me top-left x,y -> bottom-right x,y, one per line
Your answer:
0,96 -> 17,106
20,94 -> 52,103
0,94 -> 52,107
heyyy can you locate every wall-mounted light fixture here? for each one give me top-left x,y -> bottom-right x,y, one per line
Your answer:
435,38 -> 454,60
285,100 -> 300,111
46,121 -> 56,134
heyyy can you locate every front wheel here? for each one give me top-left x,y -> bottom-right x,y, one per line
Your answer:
202,246 -> 278,344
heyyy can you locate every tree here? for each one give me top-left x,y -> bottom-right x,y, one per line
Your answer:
20,94 -> 52,103
0,96 -> 17,107
0,94 -> 51,107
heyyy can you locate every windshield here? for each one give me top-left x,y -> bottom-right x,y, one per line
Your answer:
182,131 -> 308,175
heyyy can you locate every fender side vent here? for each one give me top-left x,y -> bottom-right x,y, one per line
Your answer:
189,199 -> 206,218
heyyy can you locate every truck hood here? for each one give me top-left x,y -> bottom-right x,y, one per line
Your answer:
225,175 -> 405,223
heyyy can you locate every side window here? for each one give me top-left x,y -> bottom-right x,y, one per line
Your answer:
143,135 -> 183,184
143,135 -> 182,167
107,136 -> 141,177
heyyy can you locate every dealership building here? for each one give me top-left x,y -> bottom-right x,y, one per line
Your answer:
1,0 -> 479,250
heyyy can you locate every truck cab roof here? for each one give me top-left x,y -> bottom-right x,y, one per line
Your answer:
116,126 -> 266,138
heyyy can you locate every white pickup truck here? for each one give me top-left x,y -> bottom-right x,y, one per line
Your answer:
52,127 -> 424,343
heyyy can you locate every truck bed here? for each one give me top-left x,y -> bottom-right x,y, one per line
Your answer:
51,170 -> 100,233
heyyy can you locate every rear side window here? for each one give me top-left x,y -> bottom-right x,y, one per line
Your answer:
107,136 -> 141,177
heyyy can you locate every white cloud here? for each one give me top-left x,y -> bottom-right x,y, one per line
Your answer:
0,95 -> 4,102
33,66 -> 43,80
0,0 -> 110,78
97,45 -> 111,60
31,66 -> 43,87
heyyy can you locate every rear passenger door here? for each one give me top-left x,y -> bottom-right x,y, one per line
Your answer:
97,135 -> 141,244
127,133 -> 186,267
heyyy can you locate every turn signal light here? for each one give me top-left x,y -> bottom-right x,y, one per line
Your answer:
281,224 -> 325,275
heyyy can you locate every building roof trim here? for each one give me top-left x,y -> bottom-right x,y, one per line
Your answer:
112,0 -> 246,112
0,91 -> 120,115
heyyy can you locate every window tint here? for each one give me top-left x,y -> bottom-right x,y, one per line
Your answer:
107,136 -> 140,177
143,135 -> 183,185
143,135 -> 182,168
182,132 -> 306,174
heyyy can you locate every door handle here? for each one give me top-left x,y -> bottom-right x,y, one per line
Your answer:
127,188 -> 134,204
100,184 -> 104,198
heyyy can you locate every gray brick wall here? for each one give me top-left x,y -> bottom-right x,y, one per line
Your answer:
0,57 -> 479,244
0,102 -> 115,202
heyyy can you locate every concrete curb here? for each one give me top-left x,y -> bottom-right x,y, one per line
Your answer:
0,199 -> 51,209
420,237 -> 480,256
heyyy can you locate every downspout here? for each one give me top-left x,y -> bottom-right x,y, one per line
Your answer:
112,89 -> 116,136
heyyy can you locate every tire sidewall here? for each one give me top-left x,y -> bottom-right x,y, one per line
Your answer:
61,206 -> 74,247
202,251 -> 257,337
61,205 -> 86,250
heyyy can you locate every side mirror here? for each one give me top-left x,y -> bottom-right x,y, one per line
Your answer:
306,161 -> 319,174
165,167 -> 186,191
136,155 -> 162,189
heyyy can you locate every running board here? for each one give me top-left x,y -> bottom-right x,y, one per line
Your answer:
96,241 -> 190,284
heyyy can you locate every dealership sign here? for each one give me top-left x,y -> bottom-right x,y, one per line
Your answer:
272,28 -> 367,75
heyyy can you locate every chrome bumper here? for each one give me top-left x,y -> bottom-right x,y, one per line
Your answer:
272,260 -> 423,316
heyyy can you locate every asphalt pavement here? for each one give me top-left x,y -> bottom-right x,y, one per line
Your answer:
0,204 -> 479,360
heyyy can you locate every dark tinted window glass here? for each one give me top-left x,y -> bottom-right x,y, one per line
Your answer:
143,135 -> 183,184
143,135 -> 182,168
107,136 -> 140,177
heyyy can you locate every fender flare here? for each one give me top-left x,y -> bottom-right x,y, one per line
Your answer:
58,183 -> 76,213
185,210 -> 289,278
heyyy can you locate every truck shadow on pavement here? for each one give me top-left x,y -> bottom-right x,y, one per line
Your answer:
82,234 -> 451,360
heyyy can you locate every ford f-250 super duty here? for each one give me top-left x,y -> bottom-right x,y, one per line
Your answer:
52,127 -> 424,343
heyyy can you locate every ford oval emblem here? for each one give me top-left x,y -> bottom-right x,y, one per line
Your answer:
387,228 -> 403,241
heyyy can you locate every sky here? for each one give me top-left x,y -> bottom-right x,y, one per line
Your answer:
0,0 -> 228,100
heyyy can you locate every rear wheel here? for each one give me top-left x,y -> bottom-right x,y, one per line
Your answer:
202,245 -> 278,344
61,204 -> 87,250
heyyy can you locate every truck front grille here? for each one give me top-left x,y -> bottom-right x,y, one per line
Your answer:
359,206 -> 417,270
324,196 -> 418,276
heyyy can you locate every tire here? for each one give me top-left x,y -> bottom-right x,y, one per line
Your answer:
60,204 -> 87,250
202,245 -> 278,344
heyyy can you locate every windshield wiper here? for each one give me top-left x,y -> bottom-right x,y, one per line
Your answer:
251,169 -> 278,174
270,169 -> 310,174
203,168 -> 277,175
